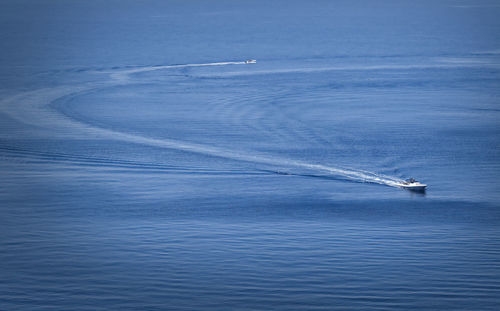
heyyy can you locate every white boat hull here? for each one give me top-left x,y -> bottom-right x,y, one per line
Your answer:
400,183 -> 427,191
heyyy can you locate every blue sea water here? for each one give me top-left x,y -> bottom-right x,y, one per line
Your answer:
1,0 -> 500,310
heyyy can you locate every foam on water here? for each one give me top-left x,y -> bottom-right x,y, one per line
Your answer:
195,61 -> 500,78
110,61 -> 247,83
1,60 -> 408,187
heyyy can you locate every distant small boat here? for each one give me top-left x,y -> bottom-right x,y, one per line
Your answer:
245,59 -> 257,64
400,178 -> 427,191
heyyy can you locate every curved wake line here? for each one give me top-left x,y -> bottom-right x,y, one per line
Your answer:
110,61 -> 247,83
87,125 -> 404,187
0,60 -> 405,188
195,62 -> 500,78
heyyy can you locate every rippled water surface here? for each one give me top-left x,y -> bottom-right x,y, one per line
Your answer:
1,1 -> 500,310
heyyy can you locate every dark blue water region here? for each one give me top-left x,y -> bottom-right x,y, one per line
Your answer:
1,218 -> 499,311
1,160 -> 499,310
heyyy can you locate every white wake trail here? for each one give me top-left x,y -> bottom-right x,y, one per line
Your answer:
110,61 -> 246,83
0,60 -> 405,188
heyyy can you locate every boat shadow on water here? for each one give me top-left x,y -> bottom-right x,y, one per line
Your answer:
402,187 -> 427,197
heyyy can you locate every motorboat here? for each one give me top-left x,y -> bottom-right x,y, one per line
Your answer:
400,178 -> 427,191
245,59 -> 257,64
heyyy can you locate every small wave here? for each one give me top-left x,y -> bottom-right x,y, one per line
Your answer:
0,146 -> 263,175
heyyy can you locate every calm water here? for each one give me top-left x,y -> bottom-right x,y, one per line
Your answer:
1,1 -> 500,310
